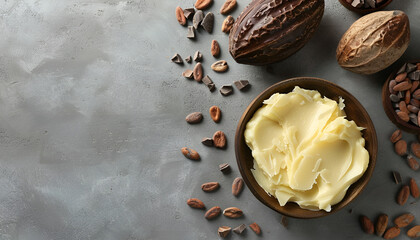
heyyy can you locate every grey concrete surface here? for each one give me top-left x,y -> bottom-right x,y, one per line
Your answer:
0,0 -> 419,239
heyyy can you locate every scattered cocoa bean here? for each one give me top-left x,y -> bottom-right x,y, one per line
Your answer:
383,226 -> 400,239
410,178 -> 420,198
232,177 -> 244,196
201,182 -> 220,192
218,226 -> 231,238
394,213 -> 414,228
407,225 -> 420,238
407,155 -> 420,171
249,223 -> 261,235
187,198 -> 205,209
205,206 -> 221,220
211,40 -> 220,57
375,214 -> 388,237
181,147 -> 200,161
193,63 -> 203,82
221,15 -> 235,33
220,0 -> 237,14
360,215 -> 374,234
411,142 -> 420,158
397,185 -> 410,205
213,131 -> 226,148
185,112 -> 203,124
390,129 -> 402,143
175,6 -> 187,26
223,207 -> 243,218
211,60 -> 229,72
394,139 -> 407,156
209,106 -> 221,123
195,0 -> 213,10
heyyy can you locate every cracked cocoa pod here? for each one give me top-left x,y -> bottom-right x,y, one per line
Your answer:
229,0 -> 324,65
336,11 -> 410,75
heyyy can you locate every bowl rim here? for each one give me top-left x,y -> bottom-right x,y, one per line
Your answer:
382,60 -> 420,134
235,77 -> 378,219
338,0 -> 393,14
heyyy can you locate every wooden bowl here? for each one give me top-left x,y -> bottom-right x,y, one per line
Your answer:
338,0 -> 393,14
235,77 -> 378,219
382,61 -> 420,134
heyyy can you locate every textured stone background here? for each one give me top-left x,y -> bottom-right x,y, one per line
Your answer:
0,0 -> 419,239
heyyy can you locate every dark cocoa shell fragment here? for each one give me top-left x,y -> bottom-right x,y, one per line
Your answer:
229,0 -> 325,65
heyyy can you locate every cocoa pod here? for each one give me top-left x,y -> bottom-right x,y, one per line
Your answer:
337,11 -> 410,75
229,0 -> 324,65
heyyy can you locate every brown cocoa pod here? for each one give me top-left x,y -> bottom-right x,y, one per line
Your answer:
175,6 -> 187,26
195,0 -> 213,10
397,185 -> 410,205
204,206 -> 221,219
220,0 -> 237,15
218,226 -> 231,238
407,225 -> 420,238
232,177 -> 244,196
360,215 -> 374,234
411,142 -> 420,158
201,182 -> 220,192
213,131 -> 226,148
229,0 -> 324,65
249,223 -> 261,235
222,15 -> 234,33
209,106 -> 221,123
410,178 -> 420,198
187,198 -> 205,209
211,40 -> 220,57
375,214 -> 388,237
383,226 -> 400,239
394,213 -> 414,228
337,11 -> 410,75
394,139 -> 407,156
390,129 -> 402,143
223,207 -> 243,218
181,147 -> 200,160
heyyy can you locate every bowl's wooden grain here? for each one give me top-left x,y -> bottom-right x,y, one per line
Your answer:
338,0 -> 393,14
235,77 -> 378,219
382,61 -> 420,134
